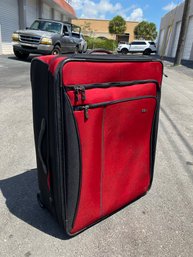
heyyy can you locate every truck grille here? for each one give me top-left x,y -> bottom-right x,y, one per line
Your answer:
19,35 -> 41,44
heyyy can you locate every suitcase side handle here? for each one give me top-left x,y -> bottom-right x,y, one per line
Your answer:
38,118 -> 47,175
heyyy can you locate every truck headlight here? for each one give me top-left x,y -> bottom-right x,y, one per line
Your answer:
12,33 -> 19,41
40,37 -> 52,45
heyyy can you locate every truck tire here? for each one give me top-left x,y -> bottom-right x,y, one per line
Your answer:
121,48 -> 129,55
14,49 -> 29,60
51,45 -> 61,55
143,49 -> 151,55
83,45 -> 87,53
75,46 -> 80,54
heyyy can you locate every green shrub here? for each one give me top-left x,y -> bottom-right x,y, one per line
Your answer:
86,37 -> 118,51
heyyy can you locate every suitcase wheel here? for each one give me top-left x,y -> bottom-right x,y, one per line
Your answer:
37,193 -> 45,209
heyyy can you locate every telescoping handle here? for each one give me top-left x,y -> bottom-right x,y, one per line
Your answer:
38,118 -> 47,175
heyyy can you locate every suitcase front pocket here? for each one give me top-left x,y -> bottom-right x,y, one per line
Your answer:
71,95 -> 157,234
66,80 -> 158,106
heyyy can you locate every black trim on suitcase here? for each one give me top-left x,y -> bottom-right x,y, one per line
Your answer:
61,54 -> 161,62
62,91 -> 82,232
53,70 -> 66,228
31,59 -> 54,213
149,87 -> 161,188
49,60 -> 82,235
65,79 -> 159,90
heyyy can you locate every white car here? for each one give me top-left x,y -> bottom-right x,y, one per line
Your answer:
72,32 -> 87,53
79,34 -> 87,53
117,40 -> 157,55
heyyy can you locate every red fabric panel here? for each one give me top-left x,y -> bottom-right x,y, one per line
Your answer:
34,55 -> 68,74
65,60 -> 161,234
49,56 -> 67,75
71,108 -> 103,234
35,56 -> 67,74
36,55 -> 55,64
67,82 -> 157,106
63,61 -> 163,87
71,98 -> 156,233
102,98 -> 156,216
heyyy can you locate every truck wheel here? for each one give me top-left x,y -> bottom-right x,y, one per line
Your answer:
14,49 -> 29,60
83,46 -> 87,53
121,48 -> 129,55
51,45 -> 61,55
143,49 -> 151,55
75,46 -> 80,54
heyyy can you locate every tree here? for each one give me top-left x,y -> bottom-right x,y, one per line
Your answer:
134,21 -> 157,41
109,16 -> 126,35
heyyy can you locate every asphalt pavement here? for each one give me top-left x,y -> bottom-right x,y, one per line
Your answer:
0,55 -> 193,257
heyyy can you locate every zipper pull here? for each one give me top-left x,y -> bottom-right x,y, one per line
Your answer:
80,87 -> 86,101
84,105 -> 89,120
74,87 -> 79,102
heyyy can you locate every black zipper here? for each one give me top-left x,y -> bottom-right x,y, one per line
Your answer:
66,80 -> 159,103
74,95 -> 157,120
73,86 -> 86,102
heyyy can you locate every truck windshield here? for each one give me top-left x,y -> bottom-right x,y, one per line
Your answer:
30,20 -> 62,33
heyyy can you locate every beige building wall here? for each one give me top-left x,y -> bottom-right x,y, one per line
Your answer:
72,18 -> 139,42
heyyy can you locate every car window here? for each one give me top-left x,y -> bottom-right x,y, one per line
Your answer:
72,32 -> 80,38
72,25 -> 81,33
63,25 -> 70,35
149,42 -> 156,46
30,20 -> 62,33
131,42 -> 146,45
30,21 -> 39,30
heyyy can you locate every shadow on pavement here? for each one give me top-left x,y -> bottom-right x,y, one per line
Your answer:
160,107 -> 193,184
161,107 -> 193,156
8,55 -> 39,63
0,169 -> 67,240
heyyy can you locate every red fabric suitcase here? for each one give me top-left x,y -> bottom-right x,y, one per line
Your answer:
31,54 -> 163,237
